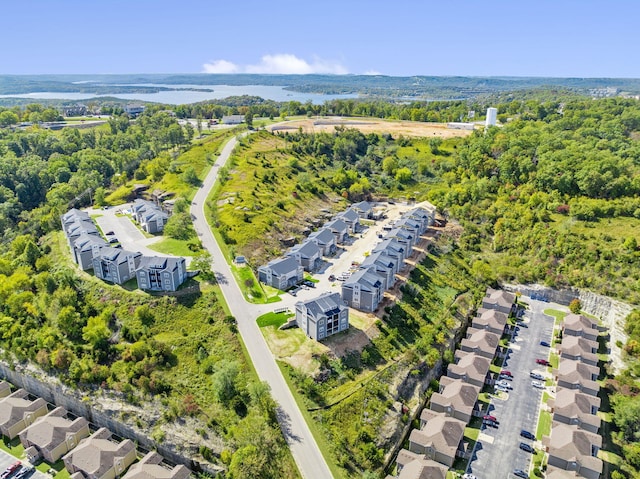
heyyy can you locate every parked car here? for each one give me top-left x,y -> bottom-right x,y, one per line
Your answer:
105,230 -> 115,236
530,371 -> 544,380
108,236 -> 119,243
520,430 -> 535,440
483,414 -> 497,422
519,442 -> 535,453
536,358 -> 550,366
499,374 -> 513,381
495,385 -> 509,393
540,341 -> 551,347
328,274 -> 336,281
14,467 -> 34,479
497,380 -> 513,389
1,463 -> 22,479
513,469 -> 528,479
500,370 -> 513,377
484,419 -> 498,428
462,474 -> 476,479
303,280 -> 315,288
532,380 -> 545,389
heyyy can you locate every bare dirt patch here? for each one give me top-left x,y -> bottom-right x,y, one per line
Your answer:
268,117 -> 475,138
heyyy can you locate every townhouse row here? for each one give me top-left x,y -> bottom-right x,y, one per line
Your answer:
386,289 -> 517,479
62,208 -> 187,292
273,201 -> 436,342
543,314 -> 606,479
0,382 -> 189,479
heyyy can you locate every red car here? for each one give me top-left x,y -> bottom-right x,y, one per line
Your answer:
1,463 -> 22,479
483,414 -> 497,422
500,370 -> 512,377
536,359 -> 550,366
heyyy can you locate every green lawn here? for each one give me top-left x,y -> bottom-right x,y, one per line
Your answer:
257,311 -> 293,328
0,437 -> 24,458
536,410 -> 551,440
544,309 -> 567,326
147,237 -> 201,257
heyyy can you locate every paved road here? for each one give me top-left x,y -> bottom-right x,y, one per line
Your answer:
191,135 -> 334,479
467,296 -> 556,479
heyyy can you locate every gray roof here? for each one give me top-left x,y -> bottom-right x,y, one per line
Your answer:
361,251 -> 395,269
374,238 -> 405,255
137,256 -> 184,273
97,247 -> 141,265
74,234 -> 108,251
288,240 -> 321,258
64,428 -> 136,478
297,292 -> 344,318
62,209 -> 91,224
338,208 -> 359,222
308,228 -> 335,245
343,268 -> 384,291
261,256 -> 300,275
324,218 -> 348,231
65,219 -> 99,237
395,217 -> 421,231
351,201 -> 373,213
385,228 -> 413,241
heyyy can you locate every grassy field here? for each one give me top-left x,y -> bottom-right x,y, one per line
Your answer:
147,237 -> 201,257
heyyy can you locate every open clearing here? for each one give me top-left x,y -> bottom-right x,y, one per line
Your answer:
268,117 -> 475,138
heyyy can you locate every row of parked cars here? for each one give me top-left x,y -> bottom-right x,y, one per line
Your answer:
1,462 -> 34,479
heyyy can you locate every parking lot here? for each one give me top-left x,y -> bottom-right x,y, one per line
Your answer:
0,450 -> 47,479
466,296 -> 557,478
86,205 -> 192,266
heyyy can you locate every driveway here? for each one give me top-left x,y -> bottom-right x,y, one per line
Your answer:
0,451 -> 47,479
467,296 -> 557,478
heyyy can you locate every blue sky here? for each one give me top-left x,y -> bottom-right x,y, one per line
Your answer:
2,0 -> 638,78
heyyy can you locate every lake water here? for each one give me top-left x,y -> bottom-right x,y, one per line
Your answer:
0,84 -> 359,105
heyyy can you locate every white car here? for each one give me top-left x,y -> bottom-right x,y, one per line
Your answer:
496,379 -> 512,388
495,385 -> 508,393
530,371 -> 544,380
462,474 -> 476,479
532,380 -> 545,389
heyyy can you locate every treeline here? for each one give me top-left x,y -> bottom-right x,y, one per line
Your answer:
0,108 -> 194,242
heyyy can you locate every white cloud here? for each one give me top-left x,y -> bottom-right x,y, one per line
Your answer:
364,70 -> 382,76
202,54 -> 347,75
202,59 -> 239,74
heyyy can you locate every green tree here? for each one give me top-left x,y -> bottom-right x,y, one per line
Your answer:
164,212 -> 195,240
395,167 -> 412,183
569,298 -> 582,314
192,252 -> 214,280
212,360 -> 240,404
0,110 -> 19,127
182,166 -> 199,186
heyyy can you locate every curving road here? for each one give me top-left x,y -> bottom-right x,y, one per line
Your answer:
190,135 -> 334,479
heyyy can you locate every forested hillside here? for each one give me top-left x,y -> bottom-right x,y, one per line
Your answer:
0,109 -> 298,478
